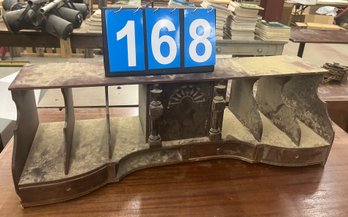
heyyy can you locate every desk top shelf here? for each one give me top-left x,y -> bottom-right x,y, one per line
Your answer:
9,55 -> 326,90
7,54 -> 335,207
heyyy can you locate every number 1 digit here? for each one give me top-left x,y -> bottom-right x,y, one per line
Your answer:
117,21 -> 136,67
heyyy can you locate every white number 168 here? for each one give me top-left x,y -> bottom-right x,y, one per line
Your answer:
116,18 -> 213,67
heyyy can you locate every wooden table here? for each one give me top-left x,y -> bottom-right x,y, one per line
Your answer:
0,22 -> 102,57
0,107 -> 347,216
0,22 -> 102,49
287,0 -> 348,6
290,27 -> 348,57
286,0 -> 348,17
317,0 -> 348,5
319,82 -> 348,132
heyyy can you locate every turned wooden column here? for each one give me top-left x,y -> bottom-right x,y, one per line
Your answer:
148,85 -> 163,148
209,83 -> 227,141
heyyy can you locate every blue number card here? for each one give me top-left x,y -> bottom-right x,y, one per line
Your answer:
184,8 -> 216,68
102,8 -> 216,77
103,8 -> 146,74
145,9 -> 181,70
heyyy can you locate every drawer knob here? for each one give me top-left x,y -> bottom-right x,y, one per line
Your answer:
257,48 -> 263,53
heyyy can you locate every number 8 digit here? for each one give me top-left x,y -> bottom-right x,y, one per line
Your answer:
189,19 -> 212,63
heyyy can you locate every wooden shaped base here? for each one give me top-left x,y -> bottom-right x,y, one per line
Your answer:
9,56 -> 334,207
17,109 -> 330,207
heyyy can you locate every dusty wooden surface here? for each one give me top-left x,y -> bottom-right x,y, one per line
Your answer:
9,55 -> 326,90
0,22 -> 103,49
19,108 -> 330,184
290,27 -> 348,43
1,107 -> 348,216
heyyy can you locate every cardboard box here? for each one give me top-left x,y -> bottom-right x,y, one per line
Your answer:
292,14 -> 306,24
296,22 -> 345,30
280,2 -> 293,25
306,22 -> 344,30
305,14 -> 334,24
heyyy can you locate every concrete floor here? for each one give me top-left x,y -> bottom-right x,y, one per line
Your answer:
1,41 -> 348,113
283,41 -> 348,66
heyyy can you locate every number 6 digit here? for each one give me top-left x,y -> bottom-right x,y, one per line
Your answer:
189,19 -> 212,63
151,19 -> 178,65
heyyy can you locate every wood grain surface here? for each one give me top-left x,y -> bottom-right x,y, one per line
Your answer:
319,82 -> 348,102
0,22 -> 103,49
319,82 -> 348,132
1,108 -> 348,217
290,27 -> 348,44
9,56 -> 326,90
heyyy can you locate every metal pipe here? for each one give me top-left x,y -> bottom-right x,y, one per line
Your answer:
40,0 -> 62,14
28,0 -> 47,6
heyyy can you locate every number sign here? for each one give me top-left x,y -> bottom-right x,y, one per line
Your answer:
104,9 -> 146,72
102,8 -> 216,77
184,9 -> 216,68
145,9 -> 181,70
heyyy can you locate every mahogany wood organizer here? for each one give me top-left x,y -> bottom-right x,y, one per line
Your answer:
8,55 -> 335,207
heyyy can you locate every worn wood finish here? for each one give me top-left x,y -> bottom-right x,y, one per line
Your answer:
11,93 -> 333,207
319,82 -> 348,102
61,88 -> 75,175
0,22 -> 102,49
9,55 -> 326,90
59,39 -> 72,58
326,101 -> 348,133
282,75 -> 334,144
0,29 -> 60,48
228,78 -> 262,141
0,108 -> 348,216
8,56 -> 335,206
256,77 -> 301,145
105,87 -> 113,159
11,90 -> 39,189
290,27 -> 348,43
37,107 -> 139,122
